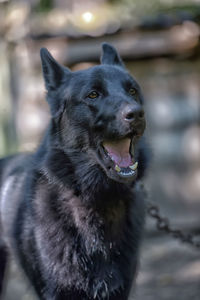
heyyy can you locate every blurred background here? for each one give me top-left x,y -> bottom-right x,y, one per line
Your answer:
0,0 -> 200,299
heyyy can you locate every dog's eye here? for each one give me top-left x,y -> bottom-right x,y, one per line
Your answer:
88,91 -> 99,99
129,88 -> 137,96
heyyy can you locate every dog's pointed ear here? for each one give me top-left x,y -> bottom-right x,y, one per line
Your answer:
40,48 -> 70,90
101,43 -> 124,67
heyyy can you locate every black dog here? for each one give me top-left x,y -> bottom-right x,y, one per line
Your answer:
0,43 -> 148,299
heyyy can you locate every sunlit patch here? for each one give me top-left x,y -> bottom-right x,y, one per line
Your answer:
81,11 -> 94,24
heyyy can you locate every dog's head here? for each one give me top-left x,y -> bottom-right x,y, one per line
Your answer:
40,43 -> 146,183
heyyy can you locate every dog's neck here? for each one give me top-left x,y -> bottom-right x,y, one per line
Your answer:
37,122 -> 135,200
41,146 -> 133,199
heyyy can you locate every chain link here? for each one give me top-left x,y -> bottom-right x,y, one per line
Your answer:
147,202 -> 200,249
139,183 -> 200,250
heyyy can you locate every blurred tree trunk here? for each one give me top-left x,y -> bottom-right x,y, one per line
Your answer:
0,41 -> 18,157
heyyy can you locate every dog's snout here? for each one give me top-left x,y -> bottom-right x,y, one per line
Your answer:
122,104 -> 144,123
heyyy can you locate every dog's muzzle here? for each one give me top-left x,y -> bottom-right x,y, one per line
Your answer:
121,103 -> 145,133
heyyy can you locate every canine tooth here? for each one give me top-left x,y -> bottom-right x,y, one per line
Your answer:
130,162 -> 138,171
115,165 -> 121,172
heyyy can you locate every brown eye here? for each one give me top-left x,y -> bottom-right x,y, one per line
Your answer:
129,88 -> 137,96
88,91 -> 99,99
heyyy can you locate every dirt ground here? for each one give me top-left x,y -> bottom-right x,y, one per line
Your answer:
134,234 -> 200,300
2,226 -> 200,300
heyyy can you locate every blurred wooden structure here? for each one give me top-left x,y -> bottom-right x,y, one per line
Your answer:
0,2 -> 200,299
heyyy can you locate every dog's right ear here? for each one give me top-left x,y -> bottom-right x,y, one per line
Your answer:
40,48 -> 70,90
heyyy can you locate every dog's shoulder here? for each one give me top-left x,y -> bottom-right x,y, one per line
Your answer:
0,154 -> 33,235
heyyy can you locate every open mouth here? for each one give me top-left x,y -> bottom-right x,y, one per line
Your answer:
102,137 -> 138,179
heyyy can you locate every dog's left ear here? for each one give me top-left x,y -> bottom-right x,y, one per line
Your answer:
101,43 -> 124,68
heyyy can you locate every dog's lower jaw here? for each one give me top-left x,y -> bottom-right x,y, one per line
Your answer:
90,147 -> 138,184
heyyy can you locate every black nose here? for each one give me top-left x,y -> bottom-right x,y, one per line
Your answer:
122,104 -> 144,123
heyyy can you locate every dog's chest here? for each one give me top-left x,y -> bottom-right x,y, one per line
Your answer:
68,194 -> 127,244
35,183 -> 132,296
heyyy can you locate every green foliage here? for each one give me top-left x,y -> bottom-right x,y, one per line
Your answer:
108,0 -> 200,18
35,0 -> 53,12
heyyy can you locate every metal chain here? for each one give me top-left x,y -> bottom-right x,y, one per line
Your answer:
139,183 -> 200,250
147,201 -> 200,249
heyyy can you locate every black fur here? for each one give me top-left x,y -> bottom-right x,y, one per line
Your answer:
0,43 -> 149,299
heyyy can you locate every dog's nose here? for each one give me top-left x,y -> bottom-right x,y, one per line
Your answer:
122,104 -> 144,123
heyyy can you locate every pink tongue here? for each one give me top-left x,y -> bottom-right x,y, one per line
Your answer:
103,138 -> 132,168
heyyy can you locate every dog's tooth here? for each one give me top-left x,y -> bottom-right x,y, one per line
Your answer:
130,162 -> 138,171
107,153 -> 115,162
115,165 -> 121,172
